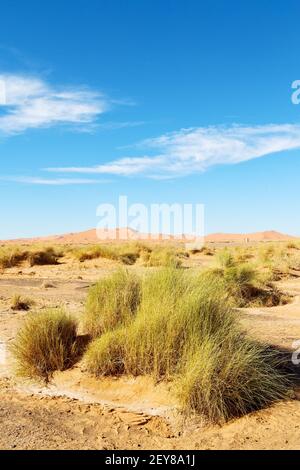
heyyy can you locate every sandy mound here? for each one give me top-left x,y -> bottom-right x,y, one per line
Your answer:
205,230 -> 295,243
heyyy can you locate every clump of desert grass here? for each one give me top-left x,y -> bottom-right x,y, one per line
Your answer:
71,242 -> 149,266
11,294 -> 34,311
27,247 -> 62,266
0,245 -> 63,269
210,248 -> 289,307
211,242 -> 300,284
0,246 -> 28,269
10,309 -> 78,381
84,269 -> 141,338
189,246 -> 215,256
84,267 -> 291,422
251,243 -> 300,280
71,242 -> 188,267
141,246 -> 185,267
177,336 -> 289,422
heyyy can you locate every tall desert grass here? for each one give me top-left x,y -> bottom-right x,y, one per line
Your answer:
84,269 -> 141,338
11,309 -> 78,380
212,247 -> 288,306
85,267 -> 290,422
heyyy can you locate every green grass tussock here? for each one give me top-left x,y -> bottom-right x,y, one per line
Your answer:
84,269 -> 141,338
177,336 -> 289,422
10,309 -> 78,380
215,248 -> 235,268
84,328 -> 126,376
84,267 -> 290,422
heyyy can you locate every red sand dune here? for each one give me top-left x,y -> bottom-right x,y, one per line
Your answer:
205,230 -> 295,243
0,228 -> 296,245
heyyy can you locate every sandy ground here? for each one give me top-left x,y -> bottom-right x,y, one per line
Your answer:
1,255 -> 300,450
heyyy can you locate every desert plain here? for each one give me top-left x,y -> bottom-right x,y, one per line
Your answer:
1,228 -> 300,450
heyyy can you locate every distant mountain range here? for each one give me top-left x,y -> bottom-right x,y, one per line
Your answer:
0,228 -> 296,245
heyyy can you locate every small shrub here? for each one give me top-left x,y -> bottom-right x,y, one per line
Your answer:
10,309 -> 78,380
189,246 -> 214,256
28,247 -> 61,266
118,252 -> 139,265
11,294 -> 34,311
286,241 -> 298,250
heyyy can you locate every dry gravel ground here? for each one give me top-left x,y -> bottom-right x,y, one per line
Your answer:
1,257 -> 300,450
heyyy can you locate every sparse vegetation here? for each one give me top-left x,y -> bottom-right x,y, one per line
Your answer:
253,243 -> 300,280
189,246 -> 214,256
0,245 -> 63,269
215,248 -> 235,268
11,309 -> 78,380
142,246 -> 184,267
71,242 -> 190,267
210,247 -> 290,306
7,240 -> 298,424
71,242 -> 147,265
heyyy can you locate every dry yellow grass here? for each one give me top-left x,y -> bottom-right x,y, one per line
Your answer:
11,294 -> 34,311
0,245 -> 63,268
11,309 -> 78,381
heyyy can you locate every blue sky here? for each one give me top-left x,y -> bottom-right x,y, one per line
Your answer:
1,0 -> 300,238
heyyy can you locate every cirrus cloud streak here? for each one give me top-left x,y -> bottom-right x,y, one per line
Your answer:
0,74 -> 109,134
46,123 -> 300,178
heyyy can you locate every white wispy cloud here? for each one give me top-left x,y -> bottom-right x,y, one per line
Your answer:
0,74 -> 109,134
46,156 -> 165,176
0,176 -> 103,185
98,121 -> 145,130
46,123 -> 300,178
